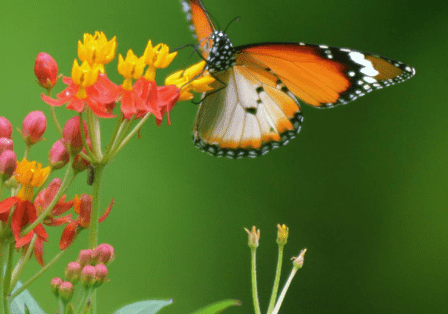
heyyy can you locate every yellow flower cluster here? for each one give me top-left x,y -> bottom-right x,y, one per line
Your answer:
15,159 -> 51,201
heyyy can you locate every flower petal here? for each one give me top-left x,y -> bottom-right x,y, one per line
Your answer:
60,221 -> 78,250
99,198 -> 114,223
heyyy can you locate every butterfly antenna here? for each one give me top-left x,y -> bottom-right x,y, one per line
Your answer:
224,16 -> 241,33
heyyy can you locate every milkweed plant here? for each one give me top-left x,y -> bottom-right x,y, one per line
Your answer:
0,31 -> 306,314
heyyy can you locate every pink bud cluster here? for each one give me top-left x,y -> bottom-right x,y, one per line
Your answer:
51,244 -> 114,299
0,117 -> 16,181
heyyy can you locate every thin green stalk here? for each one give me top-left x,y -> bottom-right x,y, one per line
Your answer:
59,298 -> 66,314
106,118 -> 135,161
250,248 -> 261,314
22,165 -> 75,236
111,112 -> 152,159
271,267 -> 298,314
87,163 -> 105,314
86,109 -> 103,160
50,106 -> 63,137
9,235 -> 37,294
0,241 -> 7,314
267,245 -> 285,314
23,145 -> 30,160
75,287 -> 93,314
9,249 -> 67,298
0,179 -> 4,199
103,112 -> 124,158
3,243 -> 14,298
79,113 -> 97,162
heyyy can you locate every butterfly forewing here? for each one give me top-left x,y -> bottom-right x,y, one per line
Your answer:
181,0 -> 216,58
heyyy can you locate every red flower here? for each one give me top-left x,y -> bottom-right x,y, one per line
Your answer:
60,196 -> 114,250
41,69 -> 120,118
0,197 -> 48,265
154,84 -> 180,126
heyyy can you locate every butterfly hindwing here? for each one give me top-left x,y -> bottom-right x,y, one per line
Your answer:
193,66 -> 303,158
235,43 -> 415,108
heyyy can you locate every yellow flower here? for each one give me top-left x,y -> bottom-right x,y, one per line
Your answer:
71,60 -> 100,99
143,41 -> 177,80
15,159 -> 51,201
78,31 -> 117,73
117,50 -> 146,90
165,61 -> 215,101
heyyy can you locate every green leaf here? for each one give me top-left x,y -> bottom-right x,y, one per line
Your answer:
10,281 -> 46,314
190,299 -> 241,314
112,299 -> 173,314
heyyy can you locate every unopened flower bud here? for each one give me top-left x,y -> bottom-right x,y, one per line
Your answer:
0,138 -> 13,155
94,264 -> 108,286
244,226 -> 260,249
77,249 -> 93,267
81,265 -> 96,287
49,140 -> 69,169
0,117 -> 12,139
65,262 -> 81,284
0,150 -> 17,181
276,224 -> 289,246
62,116 -> 88,154
22,111 -> 47,145
92,243 -> 115,265
51,277 -> 63,296
34,52 -> 59,90
58,281 -> 74,302
292,248 -> 307,270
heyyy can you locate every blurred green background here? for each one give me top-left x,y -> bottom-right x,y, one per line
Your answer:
0,0 -> 446,313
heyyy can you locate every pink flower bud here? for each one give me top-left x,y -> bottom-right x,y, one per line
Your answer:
51,277 -> 63,296
81,265 -> 96,287
77,249 -> 93,267
65,262 -> 81,284
94,264 -> 108,286
92,243 -> 115,265
62,116 -> 88,154
22,111 -> 47,145
0,117 -> 12,139
0,150 -> 17,181
58,281 -> 74,302
49,140 -> 69,169
0,138 -> 13,155
34,52 -> 58,90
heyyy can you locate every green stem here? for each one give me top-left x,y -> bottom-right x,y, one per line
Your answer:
21,165 -> 75,236
103,112 -> 124,158
109,113 -> 151,160
267,245 -> 285,314
88,163 -> 104,249
9,248 -> 67,298
23,145 -> 30,160
59,298 -> 66,314
250,248 -> 261,314
78,113 -> 97,162
87,109 -> 102,160
9,235 -> 37,294
75,287 -> 93,314
271,267 -> 298,314
0,240 -> 7,314
3,243 -> 14,298
0,179 -> 4,200
50,107 -> 63,137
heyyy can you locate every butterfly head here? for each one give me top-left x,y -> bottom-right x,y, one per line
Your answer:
206,31 -> 236,73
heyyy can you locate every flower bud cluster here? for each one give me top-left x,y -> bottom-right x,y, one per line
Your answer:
51,244 -> 114,304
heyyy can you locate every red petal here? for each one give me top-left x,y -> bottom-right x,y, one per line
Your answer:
85,98 -> 116,118
34,237 -> 45,266
16,231 -> 34,248
120,89 -> 137,119
66,98 -> 85,112
11,201 -> 26,243
60,221 -> 78,250
99,198 -> 114,223
52,199 -> 74,216
0,197 -> 18,214
41,93 -> 68,107
47,214 -> 72,226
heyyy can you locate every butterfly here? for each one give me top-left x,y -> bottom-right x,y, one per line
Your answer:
181,0 -> 415,158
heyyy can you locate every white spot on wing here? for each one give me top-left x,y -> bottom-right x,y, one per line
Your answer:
348,51 -> 379,77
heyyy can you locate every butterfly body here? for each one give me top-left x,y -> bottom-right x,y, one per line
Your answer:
181,0 -> 415,158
